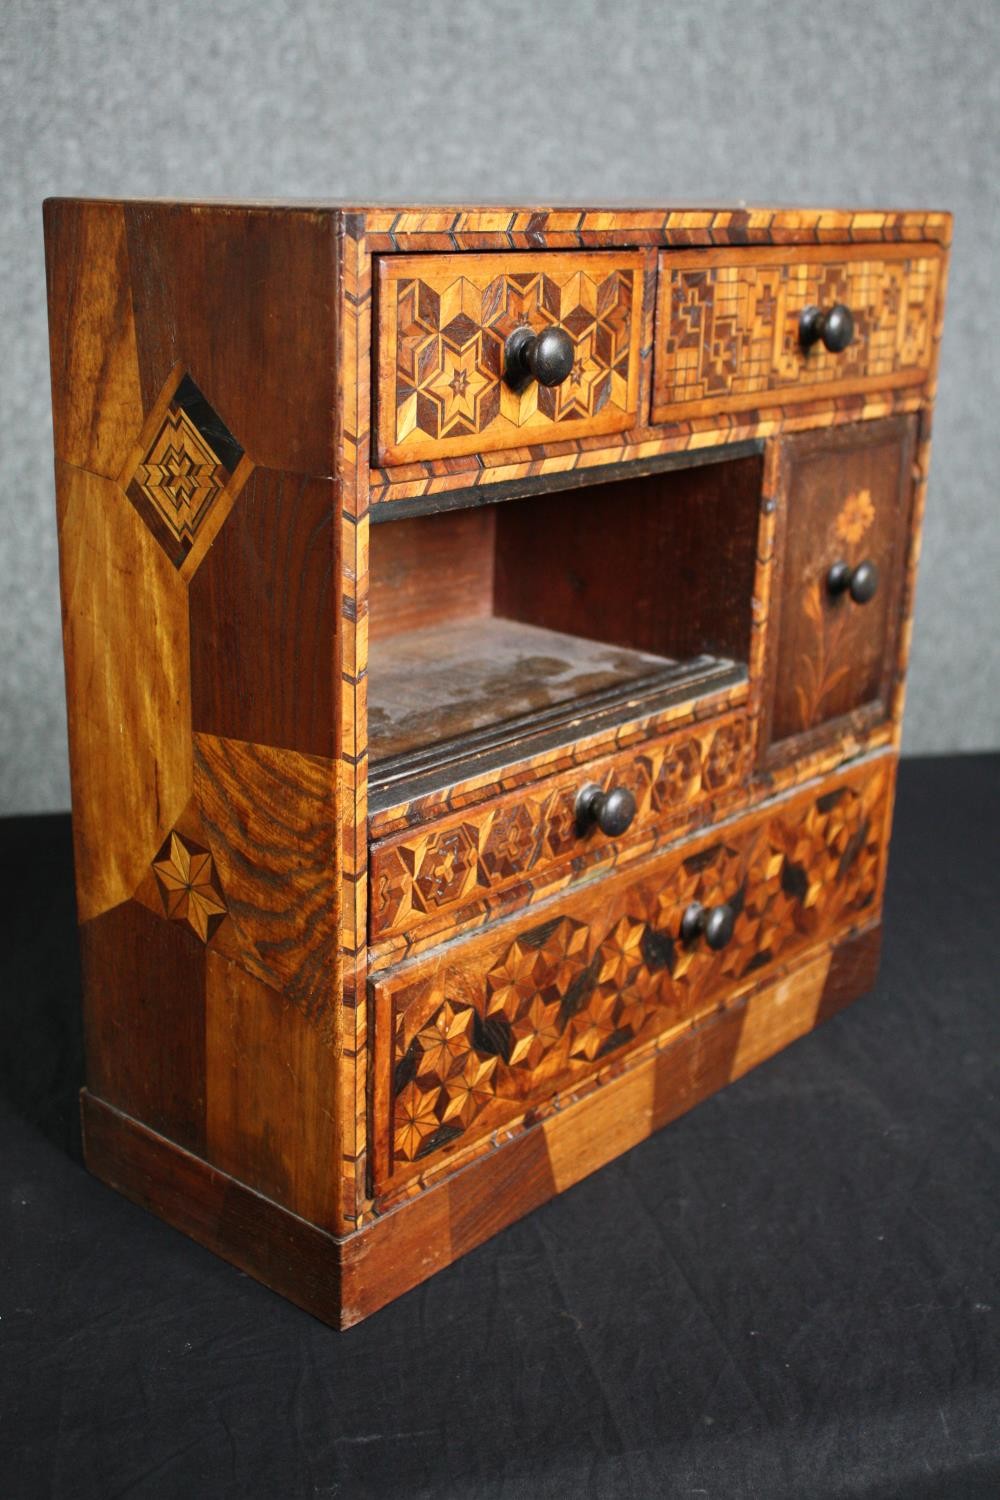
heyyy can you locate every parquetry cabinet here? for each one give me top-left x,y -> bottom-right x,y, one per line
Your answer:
44,199 -> 950,1326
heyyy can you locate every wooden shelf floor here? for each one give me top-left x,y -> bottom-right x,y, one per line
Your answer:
367,616 -> 678,763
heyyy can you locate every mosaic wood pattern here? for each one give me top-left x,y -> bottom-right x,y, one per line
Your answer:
368,677 -> 751,840
375,252 -> 644,464
373,757 -> 892,1197
370,711 -> 750,949
357,204 -> 951,250
368,387 -> 927,508
653,244 -> 941,423
46,198 -> 948,1325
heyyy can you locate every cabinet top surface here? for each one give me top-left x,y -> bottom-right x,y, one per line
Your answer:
42,196 -> 952,226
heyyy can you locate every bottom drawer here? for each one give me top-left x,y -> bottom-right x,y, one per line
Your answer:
371,755 -> 893,1200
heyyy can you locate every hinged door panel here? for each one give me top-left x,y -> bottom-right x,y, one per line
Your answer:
763,415 -> 917,757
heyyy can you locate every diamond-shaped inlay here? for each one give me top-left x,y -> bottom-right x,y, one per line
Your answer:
152,830 -> 227,942
123,374 -> 245,568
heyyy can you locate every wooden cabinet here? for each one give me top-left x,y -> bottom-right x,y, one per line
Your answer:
44,198 -> 949,1327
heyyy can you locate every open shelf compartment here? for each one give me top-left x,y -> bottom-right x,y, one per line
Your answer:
368,448 -> 763,802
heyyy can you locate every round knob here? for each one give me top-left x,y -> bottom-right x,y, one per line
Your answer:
799,303 -> 855,353
680,901 -> 736,951
827,559 -> 880,604
575,783 -> 637,839
504,325 -> 575,391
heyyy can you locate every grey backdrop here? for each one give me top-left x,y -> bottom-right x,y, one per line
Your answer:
2,0 -> 998,813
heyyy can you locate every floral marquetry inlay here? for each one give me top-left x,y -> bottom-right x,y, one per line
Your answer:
376,252 -> 645,465
834,488 -> 876,545
377,762 -> 892,1186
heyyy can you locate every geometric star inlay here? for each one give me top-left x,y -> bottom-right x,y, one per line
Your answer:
152,830 -> 227,942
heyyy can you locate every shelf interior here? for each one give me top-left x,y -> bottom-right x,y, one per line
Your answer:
367,449 -> 763,788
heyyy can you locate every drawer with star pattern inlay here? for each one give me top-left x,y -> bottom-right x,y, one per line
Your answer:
374,250 -> 646,466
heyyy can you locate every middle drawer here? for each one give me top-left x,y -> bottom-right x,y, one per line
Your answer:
369,708 -> 751,950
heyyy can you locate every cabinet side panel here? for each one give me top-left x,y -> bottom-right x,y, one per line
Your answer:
204,954 -> 338,1226
46,201 -> 346,1233
122,203 -> 337,477
79,900 -> 207,1154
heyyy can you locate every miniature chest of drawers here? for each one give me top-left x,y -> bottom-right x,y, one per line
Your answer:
44,198 -> 949,1326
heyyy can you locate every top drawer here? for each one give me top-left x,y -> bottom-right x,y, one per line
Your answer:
374,251 -> 645,466
652,243 -> 942,424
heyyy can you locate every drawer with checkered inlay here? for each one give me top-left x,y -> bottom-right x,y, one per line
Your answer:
652,242 -> 942,425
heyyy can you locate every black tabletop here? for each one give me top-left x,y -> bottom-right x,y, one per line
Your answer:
2,754 -> 998,1500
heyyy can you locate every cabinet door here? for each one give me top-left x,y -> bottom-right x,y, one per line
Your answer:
763,415 -> 916,759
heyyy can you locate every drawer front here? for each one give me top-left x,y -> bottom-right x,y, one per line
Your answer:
369,710 -> 751,949
764,415 -> 916,756
371,756 -> 893,1197
652,244 -> 941,424
375,251 -> 645,466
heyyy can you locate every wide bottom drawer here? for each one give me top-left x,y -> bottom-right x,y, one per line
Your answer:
370,755 -> 894,1202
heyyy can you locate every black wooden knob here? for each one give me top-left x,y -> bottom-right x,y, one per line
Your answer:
504,325 -> 575,391
575,784 -> 637,838
680,901 -> 736,951
827,559 -> 879,604
799,302 -> 855,353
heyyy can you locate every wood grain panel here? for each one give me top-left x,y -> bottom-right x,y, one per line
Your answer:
193,735 -> 338,1032
189,468 -> 337,756
204,953 -> 338,1229
369,505 -> 496,641
55,462 -> 191,922
79,900 -> 206,1155
652,243 -> 942,423
493,451 -> 762,665
43,199 -> 144,480
375,251 -> 645,465
372,757 -> 893,1201
123,203 -> 337,475
82,1093 -> 345,1325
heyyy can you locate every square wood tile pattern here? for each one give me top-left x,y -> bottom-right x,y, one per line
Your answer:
653,244 -> 942,423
